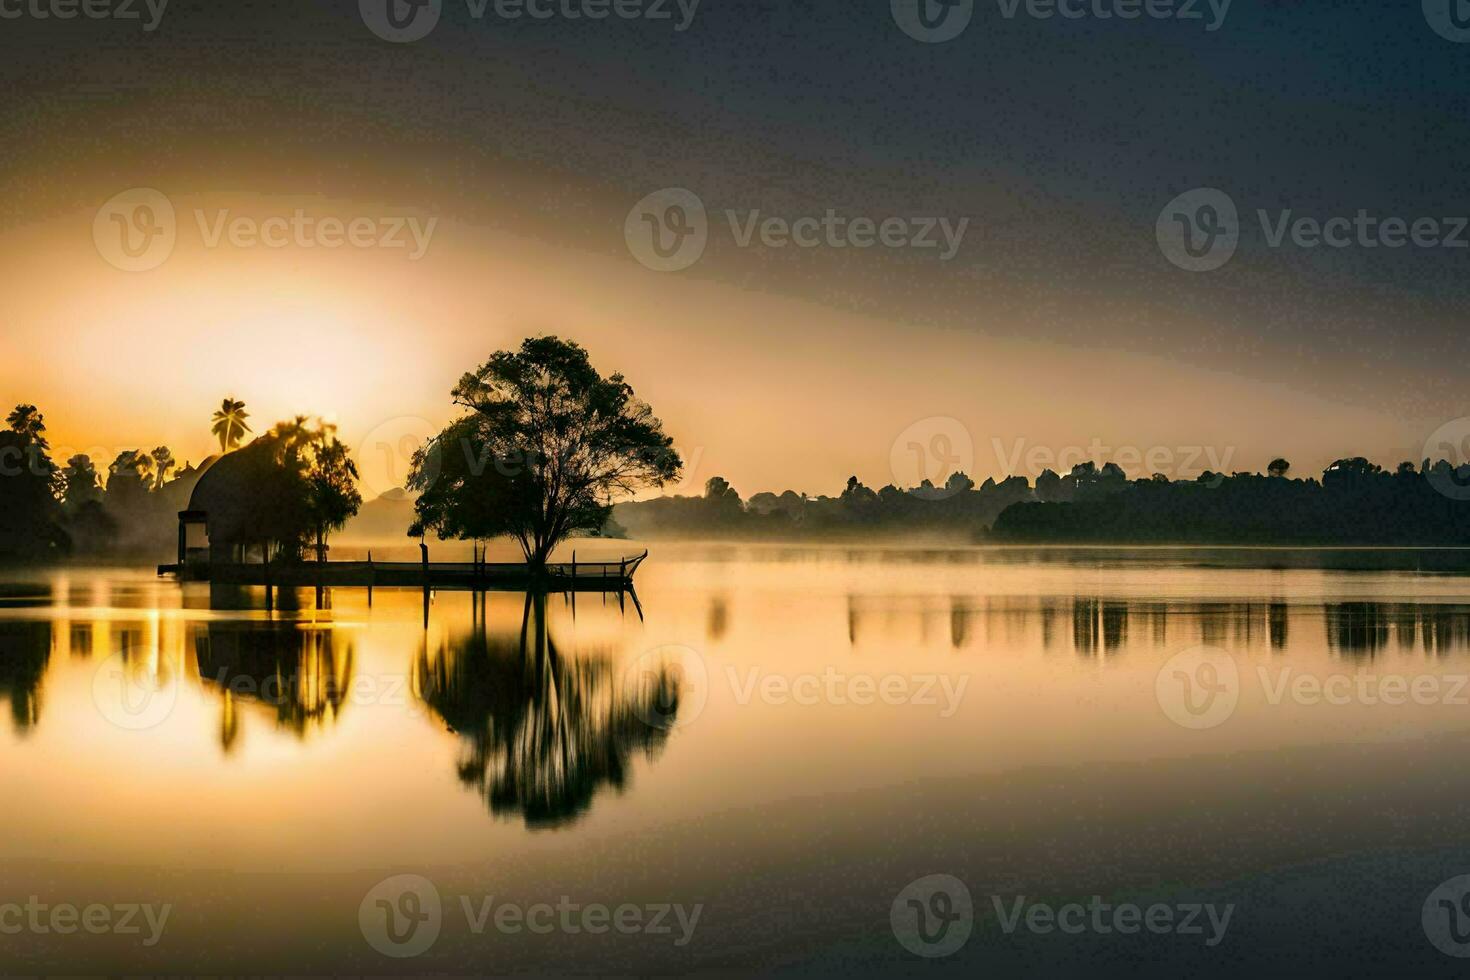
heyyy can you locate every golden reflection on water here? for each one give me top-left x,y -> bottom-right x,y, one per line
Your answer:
3,548 -> 1470,875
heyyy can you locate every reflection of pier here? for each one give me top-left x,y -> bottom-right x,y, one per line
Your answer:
158,552 -> 648,592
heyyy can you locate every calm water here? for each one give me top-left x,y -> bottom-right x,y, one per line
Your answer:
5,545 -> 1470,975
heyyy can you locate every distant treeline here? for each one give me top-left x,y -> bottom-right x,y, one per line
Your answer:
992,458 -> 1470,545
0,401 -> 359,563
614,473 -> 1031,540
0,404 -> 205,561
615,458 -> 1470,546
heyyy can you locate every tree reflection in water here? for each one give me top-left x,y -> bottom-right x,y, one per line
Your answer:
415,593 -> 679,829
0,620 -> 50,735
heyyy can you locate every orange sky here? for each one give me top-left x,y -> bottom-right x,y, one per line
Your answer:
0,190 -> 1431,500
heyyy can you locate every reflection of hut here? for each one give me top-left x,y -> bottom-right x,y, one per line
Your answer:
193,620 -> 353,742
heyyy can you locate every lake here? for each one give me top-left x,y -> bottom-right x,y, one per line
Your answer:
5,544 -> 1470,975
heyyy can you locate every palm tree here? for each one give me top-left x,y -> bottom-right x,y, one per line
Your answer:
211,398 -> 251,454
149,446 -> 176,490
6,404 -> 48,448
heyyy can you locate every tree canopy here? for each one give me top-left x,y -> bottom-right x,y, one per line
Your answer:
194,417 -> 361,560
408,336 -> 681,567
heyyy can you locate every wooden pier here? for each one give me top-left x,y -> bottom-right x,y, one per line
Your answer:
157,551 -> 649,592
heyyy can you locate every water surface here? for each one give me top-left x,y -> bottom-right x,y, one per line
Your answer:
4,545 -> 1470,974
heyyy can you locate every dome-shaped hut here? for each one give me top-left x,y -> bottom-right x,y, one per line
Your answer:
176,439 -> 310,571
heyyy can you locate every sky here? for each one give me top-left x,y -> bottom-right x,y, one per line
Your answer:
2,0 -> 1468,498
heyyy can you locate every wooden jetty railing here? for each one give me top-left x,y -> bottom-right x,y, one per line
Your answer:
158,550 -> 650,592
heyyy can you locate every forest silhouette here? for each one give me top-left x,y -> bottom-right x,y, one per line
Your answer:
615,456 -> 1470,546
4,336 -> 1470,560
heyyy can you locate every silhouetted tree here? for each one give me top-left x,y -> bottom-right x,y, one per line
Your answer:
192,417 -> 361,563
1035,467 -> 1062,501
945,471 -> 976,494
0,425 -> 65,559
705,476 -> 739,502
408,336 -> 680,570
60,455 -> 102,509
5,405 -> 48,449
211,397 -> 251,453
107,450 -> 151,493
150,446 -> 176,490
306,435 -> 362,560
